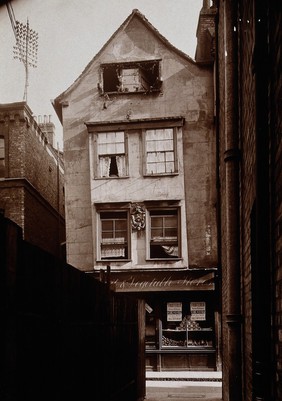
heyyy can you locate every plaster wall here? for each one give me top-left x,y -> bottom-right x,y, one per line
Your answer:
60,15 -> 216,271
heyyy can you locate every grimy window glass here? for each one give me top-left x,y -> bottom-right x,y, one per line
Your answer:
100,211 -> 128,259
145,128 -> 175,174
150,209 -> 179,259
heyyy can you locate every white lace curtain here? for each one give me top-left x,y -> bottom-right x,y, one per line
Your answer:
99,155 -> 126,177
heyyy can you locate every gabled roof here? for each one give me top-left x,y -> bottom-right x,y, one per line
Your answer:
52,9 -> 196,122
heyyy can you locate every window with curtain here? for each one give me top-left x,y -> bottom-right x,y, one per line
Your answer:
97,131 -> 127,178
145,128 -> 176,175
100,211 -> 129,259
149,209 -> 179,259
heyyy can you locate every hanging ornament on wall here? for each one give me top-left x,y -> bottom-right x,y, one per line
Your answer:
131,203 -> 146,231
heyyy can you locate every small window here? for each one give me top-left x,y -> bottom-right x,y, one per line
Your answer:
97,131 -> 127,178
144,128 -> 177,175
101,60 -> 162,94
0,136 -> 5,177
100,211 -> 129,260
149,209 -> 179,259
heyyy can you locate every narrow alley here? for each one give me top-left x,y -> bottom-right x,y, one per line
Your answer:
145,371 -> 222,401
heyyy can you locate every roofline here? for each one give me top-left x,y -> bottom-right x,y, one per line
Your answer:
52,9 -> 197,123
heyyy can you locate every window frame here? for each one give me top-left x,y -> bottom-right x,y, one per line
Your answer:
99,60 -> 162,95
147,206 -> 181,260
94,130 -> 129,179
143,127 -> 178,176
96,206 -> 131,261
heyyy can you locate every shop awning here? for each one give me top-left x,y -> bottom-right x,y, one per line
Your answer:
108,269 -> 216,292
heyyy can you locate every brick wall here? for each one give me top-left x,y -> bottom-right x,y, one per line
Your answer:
0,102 -> 65,257
237,2 -> 256,399
271,4 -> 282,399
217,0 -> 282,400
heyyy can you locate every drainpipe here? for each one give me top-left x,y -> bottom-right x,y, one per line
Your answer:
222,1 -> 242,400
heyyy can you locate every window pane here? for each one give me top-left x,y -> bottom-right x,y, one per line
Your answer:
147,152 -> 156,162
102,220 -> 113,230
98,143 -> 107,154
163,139 -> 173,150
105,132 -> 116,143
115,142 -> 125,154
156,163 -> 165,173
100,212 -> 128,259
150,210 -> 179,258
0,138 -> 4,158
164,128 -> 173,138
165,228 -> 178,238
98,132 -> 125,155
165,162 -> 174,173
0,161 -> 5,177
116,219 -> 127,230
107,143 -> 116,154
146,140 -> 156,152
145,129 -> 175,175
166,151 -> 174,161
146,163 -> 157,174
151,217 -> 163,228
155,129 -> 164,138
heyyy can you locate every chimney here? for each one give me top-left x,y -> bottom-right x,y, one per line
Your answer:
38,114 -> 56,147
195,0 -> 217,64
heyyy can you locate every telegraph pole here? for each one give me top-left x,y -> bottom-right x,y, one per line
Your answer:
6,2 -> 38,102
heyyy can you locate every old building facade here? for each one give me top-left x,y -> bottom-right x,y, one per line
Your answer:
0,102 -> 65,258
53,8 -> 220,371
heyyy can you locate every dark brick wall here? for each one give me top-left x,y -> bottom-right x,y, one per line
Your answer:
237,2 -> 256,399
216,0 -> 282,400
271,4 -> 282,399
1,216 -> 143,401
0,102 -> 65,258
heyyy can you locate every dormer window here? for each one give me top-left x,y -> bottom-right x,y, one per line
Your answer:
100,60 -> 162,94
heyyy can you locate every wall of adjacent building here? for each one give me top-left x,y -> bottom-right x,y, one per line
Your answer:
0,102 -> 65,258
217,0 -> 282,400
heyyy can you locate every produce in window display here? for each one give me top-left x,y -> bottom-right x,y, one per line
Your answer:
177,315 -> 201,330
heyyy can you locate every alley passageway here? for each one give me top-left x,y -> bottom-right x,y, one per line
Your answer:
145,371 -> 222,401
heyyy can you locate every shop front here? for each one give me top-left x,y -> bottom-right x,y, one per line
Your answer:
108,268 -> 220,372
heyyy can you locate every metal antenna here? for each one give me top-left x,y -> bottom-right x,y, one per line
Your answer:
6,2 -> 38,102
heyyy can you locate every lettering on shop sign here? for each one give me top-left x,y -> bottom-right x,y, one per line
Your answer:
111,275 -> 214,292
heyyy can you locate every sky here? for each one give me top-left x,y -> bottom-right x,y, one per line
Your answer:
0,0 -> 203,150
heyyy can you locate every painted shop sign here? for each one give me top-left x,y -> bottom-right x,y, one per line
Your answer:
110,271 -> 215,292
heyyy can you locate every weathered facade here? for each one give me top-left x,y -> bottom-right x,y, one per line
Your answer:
216,0 -> 282,400
54,8 -> 220,371
0,102 -> 65,258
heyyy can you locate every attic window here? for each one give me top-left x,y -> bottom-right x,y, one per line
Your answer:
100,60 -> 162,94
